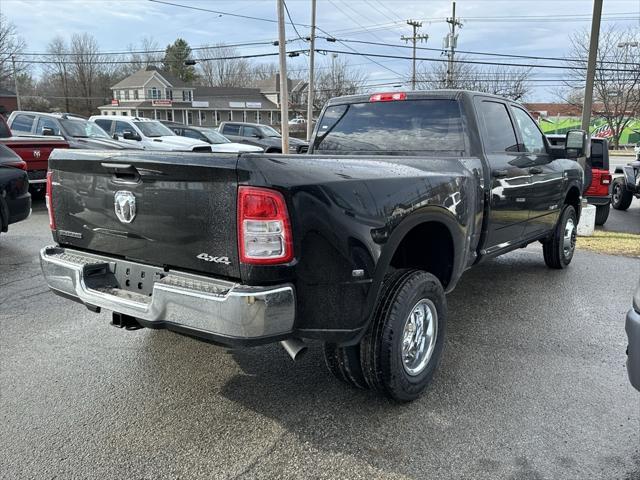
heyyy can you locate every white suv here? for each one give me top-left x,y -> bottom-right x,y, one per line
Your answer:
88,116 -> 212,152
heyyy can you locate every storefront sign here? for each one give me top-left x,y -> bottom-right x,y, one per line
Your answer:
192,101 -> 209,108
246,102 -> 262,109
111,99 -> 119,106
151,99 -> 172,107
229,101 -> 245,108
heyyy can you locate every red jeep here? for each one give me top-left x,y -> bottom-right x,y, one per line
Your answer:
0,115 -> 69,195
547,135 -> 611,225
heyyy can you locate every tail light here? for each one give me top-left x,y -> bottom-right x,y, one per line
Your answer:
5,159 -> 27,170
600,173 -> 611,185
369,92 -> 406,102
45,171 -> 56,230
238,186 -> 293,264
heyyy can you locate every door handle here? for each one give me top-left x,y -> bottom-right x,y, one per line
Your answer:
102,163 -> 140,183
492,169 -> 508,178
529,166 -> 543,174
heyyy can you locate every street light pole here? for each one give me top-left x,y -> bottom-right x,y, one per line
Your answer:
277,0 -> 290,153
11,55 -> 21,111
306,0 -> 316,142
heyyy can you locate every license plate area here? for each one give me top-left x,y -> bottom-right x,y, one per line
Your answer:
83,259 -> 166,297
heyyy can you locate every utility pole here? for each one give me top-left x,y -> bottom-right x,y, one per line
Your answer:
277,0 -> 289,153
445,1 -> 463,88
581,0 -> 602,135
401,20 -> 428,90
11,55 -> 21,111
306,0 -> 316,142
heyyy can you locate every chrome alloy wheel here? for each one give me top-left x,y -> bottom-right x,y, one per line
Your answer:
563,217 -> 576,258
401,298 -> 438,376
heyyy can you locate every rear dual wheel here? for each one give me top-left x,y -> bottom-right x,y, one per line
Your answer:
324,269 -> 446,402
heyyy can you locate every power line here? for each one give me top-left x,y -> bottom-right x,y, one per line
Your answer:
6,40 -> 282,57
314,49 -> 640,73
328,38 -> 640,66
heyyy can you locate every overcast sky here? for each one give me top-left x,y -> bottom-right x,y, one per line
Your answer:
2,0 -> 639,101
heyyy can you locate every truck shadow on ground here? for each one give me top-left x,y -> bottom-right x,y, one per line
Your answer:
209,251 -> 591,479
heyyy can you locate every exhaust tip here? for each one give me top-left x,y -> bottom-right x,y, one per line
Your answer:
280,338 -> 307,361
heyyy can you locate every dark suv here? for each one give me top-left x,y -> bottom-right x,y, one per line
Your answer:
218,122 -> 307,153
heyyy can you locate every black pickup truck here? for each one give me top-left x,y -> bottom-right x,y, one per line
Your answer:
40,91 -> 585,402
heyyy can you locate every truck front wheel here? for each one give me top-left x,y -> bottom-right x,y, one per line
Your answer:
594,204 -> 610,225
360,269 -> 446,402
542,204 -> 577,269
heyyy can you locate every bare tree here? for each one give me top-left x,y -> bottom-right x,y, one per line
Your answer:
123,36 -> 161,75
197,43 -> 250,87
417,56 -> 531,100
0,14 -> 27,88
43,36 -> 72,112
69,33 -> 107,115
559,25 -> 640,149
314,55 -> 368,109
248,63 -> 279,84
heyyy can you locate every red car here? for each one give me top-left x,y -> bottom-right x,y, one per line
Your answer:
547,135 -> 611,225
0,115 -> 69,196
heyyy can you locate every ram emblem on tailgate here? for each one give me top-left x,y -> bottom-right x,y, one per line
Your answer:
114,191 -> 136,224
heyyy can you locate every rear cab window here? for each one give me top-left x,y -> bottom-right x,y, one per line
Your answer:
476,100 -> 519,153
11,114 -> 35,134
222,124 -> 241,135
313,98 -> 467,156
36,117 -> 62,136
93,119 -> 113,134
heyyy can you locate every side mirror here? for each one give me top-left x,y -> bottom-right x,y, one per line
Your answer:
565,129 -> 587,158
112,133 -> 120,140
42,127 -> 55,136
251,133 -> 263,139
122,130 -> 140,141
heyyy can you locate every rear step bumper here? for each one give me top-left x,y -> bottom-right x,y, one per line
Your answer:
40,245 -> 296,345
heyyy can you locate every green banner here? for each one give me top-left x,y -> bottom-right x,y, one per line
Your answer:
539,117 -> 640,144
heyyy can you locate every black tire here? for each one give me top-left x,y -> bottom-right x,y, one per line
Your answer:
594,203 -> 610,226
542,205 -> 577,269
360,269 -> 446,402
323,342 -> 368,389
611,178 -> 633,211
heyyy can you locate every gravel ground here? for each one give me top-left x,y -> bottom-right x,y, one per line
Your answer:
1,201 -> 639,480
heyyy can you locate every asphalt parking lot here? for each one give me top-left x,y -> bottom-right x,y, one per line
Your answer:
1,200 -> 639,480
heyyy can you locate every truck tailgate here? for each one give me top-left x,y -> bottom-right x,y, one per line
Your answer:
49,150 -> 240,279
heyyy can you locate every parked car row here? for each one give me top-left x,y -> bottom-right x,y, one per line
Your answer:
6,111 -> 310,155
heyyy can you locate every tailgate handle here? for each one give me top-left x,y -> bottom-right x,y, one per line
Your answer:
102,163 -> 140,183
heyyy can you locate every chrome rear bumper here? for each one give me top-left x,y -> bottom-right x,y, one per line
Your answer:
39,246 -> 295,343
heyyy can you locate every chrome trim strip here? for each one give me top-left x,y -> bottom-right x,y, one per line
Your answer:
40,246 -> 295,339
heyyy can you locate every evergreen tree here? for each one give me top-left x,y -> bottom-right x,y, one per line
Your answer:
163,38 -> 196,82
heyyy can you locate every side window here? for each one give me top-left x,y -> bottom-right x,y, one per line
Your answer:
114,121 -> 132,136
36,117 -> 61,136
243,126 -> 260,137
93,119 -> 112,133
512,107 -> 546,154
478,101 -> 518,153
182,129 -> 203,140
590,140 -> 605,169
223,124 -> 240,135
11,114 -> 35,133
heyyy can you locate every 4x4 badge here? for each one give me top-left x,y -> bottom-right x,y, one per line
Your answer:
114,191 -> 136,223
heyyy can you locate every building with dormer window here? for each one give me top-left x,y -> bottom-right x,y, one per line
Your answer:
99,66 -> 283,126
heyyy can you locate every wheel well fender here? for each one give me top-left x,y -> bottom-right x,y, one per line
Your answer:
564,184 -> 582,220
358,208 -> 466,338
